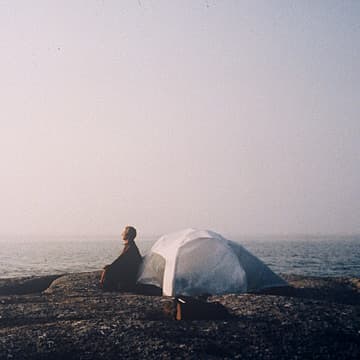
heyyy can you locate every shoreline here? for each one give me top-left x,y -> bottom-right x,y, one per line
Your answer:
1,272 -> 359,359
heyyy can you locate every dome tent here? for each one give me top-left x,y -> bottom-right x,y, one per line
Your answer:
138,228 -> 287,296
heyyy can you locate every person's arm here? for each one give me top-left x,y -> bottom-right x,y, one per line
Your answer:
99,255 -> 123,287
107,251 -> 127,271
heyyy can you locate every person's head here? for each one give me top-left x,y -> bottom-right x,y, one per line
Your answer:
121,226 -> 137,244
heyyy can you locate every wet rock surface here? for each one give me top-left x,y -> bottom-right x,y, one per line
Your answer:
0,272 -> 359,359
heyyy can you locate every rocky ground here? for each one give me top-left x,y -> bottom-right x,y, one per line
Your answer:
0,272 -> 359,359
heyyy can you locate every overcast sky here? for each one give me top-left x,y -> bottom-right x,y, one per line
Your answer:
1,1 -> 359,237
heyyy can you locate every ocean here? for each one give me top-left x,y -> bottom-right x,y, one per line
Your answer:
0,235 -> 359,279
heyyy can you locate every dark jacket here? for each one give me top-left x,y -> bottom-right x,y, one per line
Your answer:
102,240 -> 142,291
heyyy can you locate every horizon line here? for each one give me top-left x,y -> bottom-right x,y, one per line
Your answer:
0,232 -> 359,239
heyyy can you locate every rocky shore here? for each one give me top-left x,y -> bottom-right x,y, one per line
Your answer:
0,272 -> 359,359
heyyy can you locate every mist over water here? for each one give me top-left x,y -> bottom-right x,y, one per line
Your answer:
1,235 -> 359,279
1,2 -> 360,237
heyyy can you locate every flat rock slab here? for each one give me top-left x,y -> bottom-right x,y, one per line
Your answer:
0,272 -> 359,359
0,275 -> 63,296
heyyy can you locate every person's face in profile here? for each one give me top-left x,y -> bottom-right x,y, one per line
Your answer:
121,229 -> 127,243
121,228 -> 129,244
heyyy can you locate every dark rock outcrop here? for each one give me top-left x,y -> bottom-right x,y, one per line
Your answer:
0,271 -> 359,359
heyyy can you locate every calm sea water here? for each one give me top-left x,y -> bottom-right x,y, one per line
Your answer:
0,235 -> 359,279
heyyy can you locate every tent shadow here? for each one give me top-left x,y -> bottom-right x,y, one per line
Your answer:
135,291 -> 238,321
134,283 -> 163,296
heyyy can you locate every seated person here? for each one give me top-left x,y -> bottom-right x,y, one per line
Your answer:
100,226 -> 142,291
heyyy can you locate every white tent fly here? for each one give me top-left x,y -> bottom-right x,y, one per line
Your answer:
138,228 -> 287,296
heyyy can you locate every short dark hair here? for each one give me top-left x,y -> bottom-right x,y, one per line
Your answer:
124,226 -> 137,241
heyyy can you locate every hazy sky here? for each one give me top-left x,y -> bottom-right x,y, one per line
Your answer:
1,1 -> 359,237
